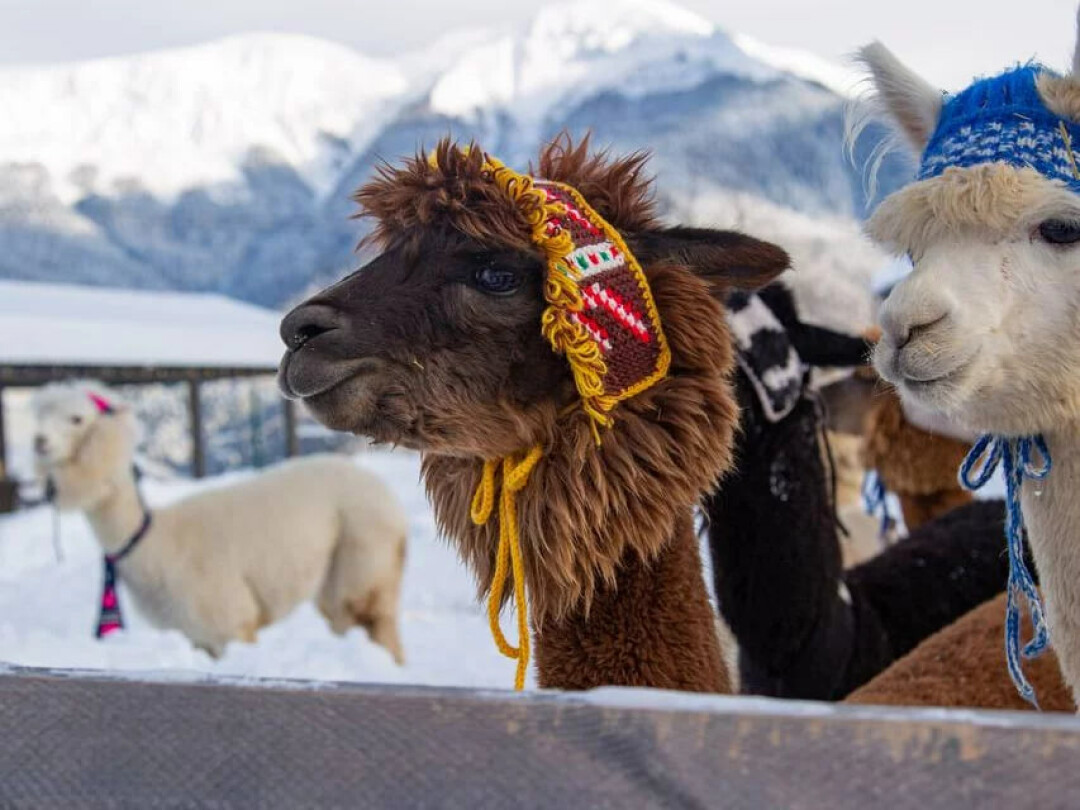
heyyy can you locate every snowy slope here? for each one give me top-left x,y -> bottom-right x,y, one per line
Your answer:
0,33 -> 407,202
429,0 -> 764,121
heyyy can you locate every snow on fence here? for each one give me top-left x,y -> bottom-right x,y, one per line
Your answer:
0,279 -> 296,495
2,666 -> 1079,808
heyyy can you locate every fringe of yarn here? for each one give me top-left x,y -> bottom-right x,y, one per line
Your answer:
471,445 -> 544,691
960,433 -> 1051,707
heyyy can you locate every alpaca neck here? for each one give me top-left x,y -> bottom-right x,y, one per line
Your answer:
85,472 -> 147,556
1020,424 -> 1080,707
532,513 -> 730,693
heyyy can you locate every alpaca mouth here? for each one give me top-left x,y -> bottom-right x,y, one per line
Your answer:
899,353 -> 976,398
280,353 -> 421,445
277,350 -> 382,400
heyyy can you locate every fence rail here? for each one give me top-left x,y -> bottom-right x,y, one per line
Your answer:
2,666 -> 1078,808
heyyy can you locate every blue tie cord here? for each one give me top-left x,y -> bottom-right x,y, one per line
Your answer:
861,470 -> 896,544
959,434 -> 1051,707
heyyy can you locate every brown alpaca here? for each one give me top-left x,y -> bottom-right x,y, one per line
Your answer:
862,388 -> 973,532
279,138 -> 788,692
849,592 -> 1073,711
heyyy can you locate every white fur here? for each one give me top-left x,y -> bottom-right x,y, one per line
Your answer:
34,382 -> 408,662
853,42 -> 943,153
862,31 -> 1080,709
1072,7 -> 1080,77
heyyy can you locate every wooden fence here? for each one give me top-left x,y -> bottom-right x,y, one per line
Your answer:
2,666 -> 1078,809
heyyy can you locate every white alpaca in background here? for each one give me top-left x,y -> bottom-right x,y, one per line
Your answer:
33,381 -> 408,663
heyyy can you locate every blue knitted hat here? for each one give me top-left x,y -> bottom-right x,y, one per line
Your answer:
919,64 -> 1080,189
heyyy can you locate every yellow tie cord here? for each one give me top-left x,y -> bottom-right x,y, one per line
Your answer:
471,445 -> 544,690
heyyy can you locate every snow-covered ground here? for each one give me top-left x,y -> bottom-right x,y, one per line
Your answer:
0,440 -> 1000,692
0,450 -> 524,690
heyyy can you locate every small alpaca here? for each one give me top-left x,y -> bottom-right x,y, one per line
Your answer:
280,137 -> 790,692
33,382 -> 408,661
857,12 -> 1080,708
709,346 -> 1013,698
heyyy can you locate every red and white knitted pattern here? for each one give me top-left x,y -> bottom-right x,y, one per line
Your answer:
536,182 -> 669,401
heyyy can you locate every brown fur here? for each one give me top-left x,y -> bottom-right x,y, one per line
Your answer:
355,135 -> 660,254
862,388 -> 973,530
282,136 -> 788,691
848,592 -> 1073,711
535,514 -> 727,691
423,259 -> 738,625
898,490 -> 974,533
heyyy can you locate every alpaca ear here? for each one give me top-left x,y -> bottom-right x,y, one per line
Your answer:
1072,7 -> 1080,76
857,41 -> 943,152
628,226 -> 789,292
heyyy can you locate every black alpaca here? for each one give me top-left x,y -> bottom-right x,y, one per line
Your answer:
709,284 -> 1011,700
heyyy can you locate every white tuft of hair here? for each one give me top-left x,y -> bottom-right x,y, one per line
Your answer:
844,42 -> 943,200
1073,5 -> 1080,77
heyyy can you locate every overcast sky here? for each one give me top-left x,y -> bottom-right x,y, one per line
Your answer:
1,0 -> 1077,90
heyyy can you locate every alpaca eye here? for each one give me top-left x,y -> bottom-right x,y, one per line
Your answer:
70,415 -> 83,425
473,264 -> 521,296
1038,220 -> 1080,245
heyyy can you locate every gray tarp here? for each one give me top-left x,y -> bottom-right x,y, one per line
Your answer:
2,666 -> 1079,809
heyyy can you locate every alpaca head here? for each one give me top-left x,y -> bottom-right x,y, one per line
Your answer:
33,382 -> 138,511
280,136 -> 789,619
860,20 -> 1080,436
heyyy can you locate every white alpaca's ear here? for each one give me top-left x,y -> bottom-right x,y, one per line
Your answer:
857,41 -> 943,152
1072,6 -> 1080,76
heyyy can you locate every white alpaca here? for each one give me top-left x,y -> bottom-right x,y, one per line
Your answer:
33,381 -> 408,662
859,13 -> 1080,708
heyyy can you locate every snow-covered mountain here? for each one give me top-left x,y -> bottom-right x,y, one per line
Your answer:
0,0 -> 912,311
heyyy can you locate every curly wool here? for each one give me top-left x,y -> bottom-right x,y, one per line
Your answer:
862,388 -> 972,496
425,261 -> 735,624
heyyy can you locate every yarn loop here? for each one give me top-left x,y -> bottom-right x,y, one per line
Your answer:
959,433 -> 1051,706
861,470 -> 897,545
472,445 -> 544,691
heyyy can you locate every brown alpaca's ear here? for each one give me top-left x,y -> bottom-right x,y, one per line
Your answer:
628,226 -> 789,292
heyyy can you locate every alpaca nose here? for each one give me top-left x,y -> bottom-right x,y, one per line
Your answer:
878,292 -> 950,350
890,313 -> 947,351
280,304 -> 340,351
34,434 -> 48,455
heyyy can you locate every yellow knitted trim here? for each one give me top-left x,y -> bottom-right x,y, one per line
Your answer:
482,156 -> 669,436
424,148 -> 670,438
543,180 -> 672,406
471,445 -> 543,691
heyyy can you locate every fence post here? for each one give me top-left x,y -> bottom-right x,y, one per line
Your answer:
188,380 -> 205,479
283,398 -> 299,459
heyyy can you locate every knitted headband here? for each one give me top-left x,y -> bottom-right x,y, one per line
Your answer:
919,65 -> 1080,187
449,152 -> 671,433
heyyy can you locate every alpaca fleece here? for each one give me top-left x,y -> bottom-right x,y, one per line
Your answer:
406,140 -> 744,629
710,367 -> 1015,700
302,136 -> 791,692
534,514 -> 726,691
849,591 -> 1073,712
859,30 -> 1080,709
862,388 -> 973,531
424,258 -> 737,629
36,384 -> 408,660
